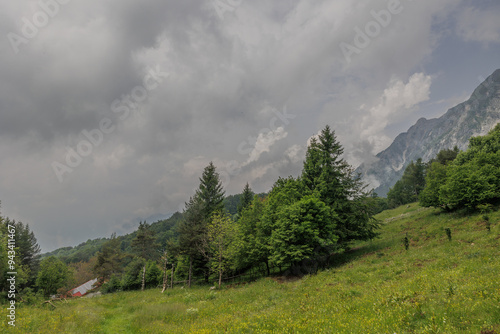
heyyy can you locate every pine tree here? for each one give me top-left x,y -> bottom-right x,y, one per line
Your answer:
131,221 -> 157,261
1,218 -> 41,287
302,125 -> 378,246
176,162 -> 226,285
196,162 -> 225,220
302,137 -> 322,192
237,183 -> 254,215
93,234 -> 123,282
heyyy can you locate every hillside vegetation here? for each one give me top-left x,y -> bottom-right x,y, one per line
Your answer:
4,203 -> 499,333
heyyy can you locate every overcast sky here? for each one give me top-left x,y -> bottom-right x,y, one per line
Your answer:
1,0 -> 499,252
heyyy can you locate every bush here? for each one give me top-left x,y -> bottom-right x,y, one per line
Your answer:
101,275 -> 122,294
145,261 -> 162,289
121,258 -> 145,291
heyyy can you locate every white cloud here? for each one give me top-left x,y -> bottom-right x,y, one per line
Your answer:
246,127 -> 288,163
360,73 -> 433,154
285,144 -> 304,164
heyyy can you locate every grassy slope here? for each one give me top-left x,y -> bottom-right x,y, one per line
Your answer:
4,204 -> 500,333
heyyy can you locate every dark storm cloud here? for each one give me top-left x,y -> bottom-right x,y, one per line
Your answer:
1,0 -> 499,251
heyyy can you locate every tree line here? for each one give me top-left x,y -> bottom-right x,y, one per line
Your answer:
387,123 -> 500,212
94,125 -> 380,292
5,124 -> 498,299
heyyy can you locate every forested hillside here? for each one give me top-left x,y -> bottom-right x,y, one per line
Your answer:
3,202 -> 499,333
2,123 -> 500,325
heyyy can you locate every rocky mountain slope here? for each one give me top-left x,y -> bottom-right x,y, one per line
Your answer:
357,69 -> 500,196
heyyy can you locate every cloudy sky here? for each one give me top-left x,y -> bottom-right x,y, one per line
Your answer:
1,0 -> 499,252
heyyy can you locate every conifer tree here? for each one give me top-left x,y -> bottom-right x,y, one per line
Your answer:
93,234 -> 123,282
237,183 -> 254,215
131,221 -> 157,261
302,125 -> 378,246
196,162 -> 225,220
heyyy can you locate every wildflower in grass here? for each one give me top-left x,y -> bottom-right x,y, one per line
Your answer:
186,308 -> 199,316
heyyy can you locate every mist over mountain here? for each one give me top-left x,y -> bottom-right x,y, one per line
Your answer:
357,69 -> 500,196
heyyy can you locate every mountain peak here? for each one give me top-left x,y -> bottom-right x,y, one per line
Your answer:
469,69 -> 500,102
357,69 -> 500,196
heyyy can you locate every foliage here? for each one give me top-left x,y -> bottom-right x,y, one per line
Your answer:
432,146 -> 460,165
176,162 -> 228,285
387,158 -> 426,208
423,124 -> 500,211
101,274 -> 122,294
7,204 -> 500,333
366,192 -> 389,214
131,221 -> 157,261
419,161 -> 448,207
237,183 -> 254,216
269,195 -> 337,267
69,257 -> 97,287
177,195 -> 206,286
93,234 -> 123,282
0,218 -> 41,287
0,216 -> 41,293
302,125 -> 379,246
196,162 -> 225,220
145,260 -> 163,289
204,212 -> 237,287
42,238 -> 108,264
36,256 -> 70,297
445,228 -> 452,241
261,177 -> 307,266
121,257 -> 145,291
223,194 -> 240,216
403,234 -> 409,251
234,196 -> 269,273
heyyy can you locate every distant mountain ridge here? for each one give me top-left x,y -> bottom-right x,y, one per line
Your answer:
357,69 -> 500,196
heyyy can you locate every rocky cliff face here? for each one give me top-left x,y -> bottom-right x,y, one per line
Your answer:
357,69 -> 500,196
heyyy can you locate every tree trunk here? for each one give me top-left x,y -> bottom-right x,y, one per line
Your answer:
188,258 -> 193,288
141,265 -> 146,291
265,261 -> 270,276
171,264 -> 174,289
162,255 -> 168,293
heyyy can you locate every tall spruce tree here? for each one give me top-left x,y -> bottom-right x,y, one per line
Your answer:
302,125 -> 378,246
302,137 -> 323,192
196,162 -> 225,220
1,218 -> 41,287
237,183 -> 254,215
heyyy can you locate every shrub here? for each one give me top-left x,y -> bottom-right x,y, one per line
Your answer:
101,275 -> 122,294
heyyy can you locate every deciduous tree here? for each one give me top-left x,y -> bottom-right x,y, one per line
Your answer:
36,256 -> 70,297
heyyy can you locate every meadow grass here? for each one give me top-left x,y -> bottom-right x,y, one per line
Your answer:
3,203 -> 500,333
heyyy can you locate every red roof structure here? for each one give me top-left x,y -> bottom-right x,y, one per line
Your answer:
69,278 -> 98,297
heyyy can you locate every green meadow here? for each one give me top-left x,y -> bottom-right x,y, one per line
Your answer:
4,203 -> 500,333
